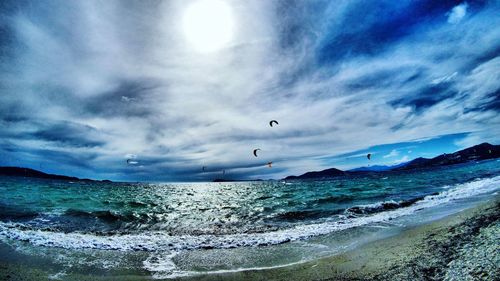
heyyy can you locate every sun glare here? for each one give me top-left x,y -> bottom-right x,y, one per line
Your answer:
182,0 -> 234,53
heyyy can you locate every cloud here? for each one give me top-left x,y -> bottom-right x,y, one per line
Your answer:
447,3 -> 468,24
383,149 -> 399,158
0,0 -> 498,181
393,155 -> 410,164
454,130 -> 500,150
431,72 -> 458,85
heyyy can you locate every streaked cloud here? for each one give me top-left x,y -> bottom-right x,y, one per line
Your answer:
383,150 -> 399,159
393,155 -> 410,164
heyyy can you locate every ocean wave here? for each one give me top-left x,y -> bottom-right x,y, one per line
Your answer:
276,209 -> 344,221
315,195 -> 354,204
64,209 -> 134,223
0,176 -> 498,253
0,206 -> 39,221
344,193 -> 439,216
63,209 -> 167,227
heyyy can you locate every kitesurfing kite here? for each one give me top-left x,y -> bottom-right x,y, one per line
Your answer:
366,153 -> 371,160
253,148 -> 261,157
269,120 -> 279,127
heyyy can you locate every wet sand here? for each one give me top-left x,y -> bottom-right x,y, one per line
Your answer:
1,197 -> 498,281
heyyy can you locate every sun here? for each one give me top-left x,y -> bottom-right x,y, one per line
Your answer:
182,0 -> 234,53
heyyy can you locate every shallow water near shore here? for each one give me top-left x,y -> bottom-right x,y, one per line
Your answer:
0,160 -> 499,279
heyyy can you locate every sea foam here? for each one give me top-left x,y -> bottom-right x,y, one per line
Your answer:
0,176 -> 498,253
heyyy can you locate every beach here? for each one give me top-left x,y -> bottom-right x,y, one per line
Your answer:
1,196 -> 498,281
199,196 -> 498,281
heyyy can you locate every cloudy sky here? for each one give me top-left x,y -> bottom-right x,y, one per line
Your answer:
0,0 -> 499,181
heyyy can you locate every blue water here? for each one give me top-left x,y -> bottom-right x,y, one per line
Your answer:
0,159 -> 499,278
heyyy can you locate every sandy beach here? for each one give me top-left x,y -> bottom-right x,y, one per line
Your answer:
1,196 -> 498,281
179,197 -> 500,281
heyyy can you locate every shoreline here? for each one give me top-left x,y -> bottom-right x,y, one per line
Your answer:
178,196 -> 499,281
0,197 -> 498,281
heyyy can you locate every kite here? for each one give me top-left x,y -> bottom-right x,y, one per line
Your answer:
269,120 -> 279,127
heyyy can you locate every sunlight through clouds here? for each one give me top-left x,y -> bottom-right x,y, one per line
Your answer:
0,0 -> 498,180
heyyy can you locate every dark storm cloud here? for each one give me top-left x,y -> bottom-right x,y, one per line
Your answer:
0,141 -> 98,169
30,121 -> 106,148
0,118 -> 106,148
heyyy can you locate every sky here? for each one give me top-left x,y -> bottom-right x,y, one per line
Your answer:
0,0 -> 499,181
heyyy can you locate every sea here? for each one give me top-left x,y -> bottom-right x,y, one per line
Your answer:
0,159 -> 499,279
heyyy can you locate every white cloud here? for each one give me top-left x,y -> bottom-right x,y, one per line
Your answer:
431,72 -> 458,84
383,149 -> 399,158
121,96 -> 135,102
447,3 -> 468,24
454,130 -> 500,150
393,155 -> 410,164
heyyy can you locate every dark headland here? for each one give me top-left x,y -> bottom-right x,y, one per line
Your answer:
284,143 -> 500,180
0,166 -> 112,183
284,167 -> 346,180
212,179 -> 263,182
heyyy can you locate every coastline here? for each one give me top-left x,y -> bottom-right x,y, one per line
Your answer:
179,196 -> 499,281
0,196 -> 498,281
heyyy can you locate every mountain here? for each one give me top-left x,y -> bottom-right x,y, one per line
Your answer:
394,157 -> 432,171
283,143 -> 499,180
348,162 -> 408,172
395,143 -> 500,171
0,167 -> 111,182
212,178 -> 237,182
284,168 -> 346,180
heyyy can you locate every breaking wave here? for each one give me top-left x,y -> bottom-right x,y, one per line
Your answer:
1,176 -> 498,253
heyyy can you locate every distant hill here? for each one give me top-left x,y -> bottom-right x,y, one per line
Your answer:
0,167 -> 111,182
284,168 -> 346,180
394,143 -> 500,171
212,178 -> 237,182
283,143 -> 499,180
348,162 -> 408,172
212,178 -> 263,182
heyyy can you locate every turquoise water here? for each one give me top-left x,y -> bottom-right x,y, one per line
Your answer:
0,159 -> 499,278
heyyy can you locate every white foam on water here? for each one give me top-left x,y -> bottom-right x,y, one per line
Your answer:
143,250 -> 309,280
48,271 -> 67,280
0,176 -> 499,278
1,176 -> 498,252
143,252 -> 187,279
350,199 -> 400,209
